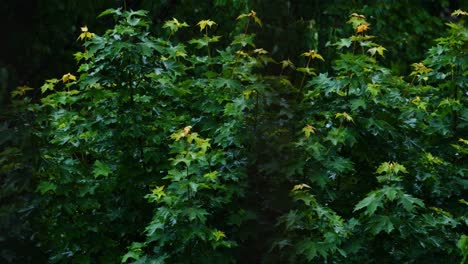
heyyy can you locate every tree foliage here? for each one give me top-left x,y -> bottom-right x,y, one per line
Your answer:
0,3 -> 467,264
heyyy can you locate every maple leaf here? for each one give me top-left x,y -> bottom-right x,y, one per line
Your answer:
411,96 -> 421,104
11,85 -> 34,97
150,186 -> 166,200
376,162 -> 407,175
335,112 -> 354,123
451,9 -> 468,16
237,10 -> 262,27
301,50 -> 325,61
40,78 -> 59,93
212,230 -> 226,241
61,73 -> 77,83
236,50 -> 248,57
410,62 -> 432,77
163,18 -> 189,33
78,26 -> 94,41
196,19 -> 216,32
292,183 -> 311,192
367,45 -> 386,57
302,125 -> 317,138
280,59 -> 295,70
93,160 -> 111,178
296,67 -> 317,76
347,13 -> 368,29
356,23 -> 370,33
253,48 -> 268,54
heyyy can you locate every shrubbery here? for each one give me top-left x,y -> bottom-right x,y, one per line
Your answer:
1,7 -> 467,264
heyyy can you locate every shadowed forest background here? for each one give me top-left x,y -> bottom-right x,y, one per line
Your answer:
1,0 -> 467,263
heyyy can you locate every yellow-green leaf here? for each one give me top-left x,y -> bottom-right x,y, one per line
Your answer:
78,26 -> 94,41
196,19 -> 216,32
151,186 -> 166,200
212,230 -> 226,241
203,171 -> 218,181
163,18 -> 189,33
296,67 -> 317,76
335,112 -> 354,123
367,46 -> 387,57
280,59 -> 295,70
62,73 -> 77,83
376,161 -> 407,175
236,10 -> 262,27
452,9 -> 468,16
41,78 -> 59,93
301,50 -> 324,61
11,85 -> 34,98
302,125 -> 316,138
253,48 -> 268,54
236,13 -> 250,20
292,183 -> 311,192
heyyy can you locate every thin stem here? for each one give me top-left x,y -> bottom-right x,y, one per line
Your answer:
244,18 -> 251,34
299,57 -> 312,91
451,66 -> 458,134
205,28 -> 211,58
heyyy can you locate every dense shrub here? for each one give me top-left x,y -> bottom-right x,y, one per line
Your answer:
2,6 -> 466,264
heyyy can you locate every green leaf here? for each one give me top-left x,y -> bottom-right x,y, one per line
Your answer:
97,8 -> 122,18
237,10 -> 262,27
297,239 -> 318,261
189,36 -> 221,49
93,160 -> 111,178
231,34 -> 256,47
163,18 -> 189,33
280,59 -> 295,70
335,38 -> 353,49
368,215 -> 394,235
40,78 -> 59,93
212,230 -> 226,241
354,192 -> 383,215
37,181 -> 57,194
457,235 -> 468,258
11,85 -> 34,98
172,157 -> 192,167
122,242 -> 146,263
328,157 -> 354,173
350,98 -> 367,110
398,194 -> 424,212
296,67 -> 317,76
122,250 -> 142,263
186,207 -> 208,222
381,186 -> 398,201
150,186 -> 166,200
189,182 -> 199,193
376,162 -> 408,175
